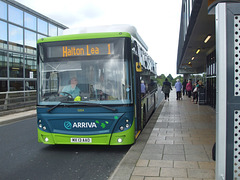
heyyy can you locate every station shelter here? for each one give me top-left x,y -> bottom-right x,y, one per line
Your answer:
177,0 -> 240,179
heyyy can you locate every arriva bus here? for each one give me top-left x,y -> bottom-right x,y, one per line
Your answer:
37,25 -> 159,145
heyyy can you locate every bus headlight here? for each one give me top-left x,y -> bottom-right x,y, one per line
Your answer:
39,124 -> 42,128
119,126 -> 124,131
43,126 -> 47,130
45,137 -> 49,142
117,138 -> 123,143
126,124 -> 130,128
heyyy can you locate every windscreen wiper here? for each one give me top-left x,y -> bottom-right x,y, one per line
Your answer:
47,101 -> 64,113
47,101 -> 117,113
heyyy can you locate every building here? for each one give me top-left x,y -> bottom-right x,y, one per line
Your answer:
177,0 -> 240,179
177,0 -> 216,108
0,0 -> 67,111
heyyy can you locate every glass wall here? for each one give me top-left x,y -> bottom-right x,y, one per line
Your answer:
24,12 -> 36,31
0,20 -> 7,49
38,19 -> 48,35
9,5 -> 23,26
0,1 -> 7,20
0,0 -> 65,93
0,50 -> 7,77
206,50 -> 216,108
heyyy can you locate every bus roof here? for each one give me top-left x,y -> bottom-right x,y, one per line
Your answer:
38,25 -> 148,51
64,25 -> 148,51
37,32 -> 131,44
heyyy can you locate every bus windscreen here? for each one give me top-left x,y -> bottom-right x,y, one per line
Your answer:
38,38 -> 132,105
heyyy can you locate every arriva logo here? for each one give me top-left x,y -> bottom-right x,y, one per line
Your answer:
64,121 -> 72,130
64,121 -> 110,130
64,121 -> 99,130
72,122 -> 97,128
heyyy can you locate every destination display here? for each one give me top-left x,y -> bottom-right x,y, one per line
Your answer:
47,43 -> 114,58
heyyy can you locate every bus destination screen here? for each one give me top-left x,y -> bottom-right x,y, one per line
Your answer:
47,43 -> 114,58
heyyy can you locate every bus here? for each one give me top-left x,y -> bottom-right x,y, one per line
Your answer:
37,25 -> 159,145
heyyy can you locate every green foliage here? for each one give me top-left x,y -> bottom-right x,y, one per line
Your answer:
156,73 -> 206,87
157,74 -> 166,86
167,74 -> 173,81
157,74 -> 185,86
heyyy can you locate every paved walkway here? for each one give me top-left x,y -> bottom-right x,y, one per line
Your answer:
0,109 -> 36,125
110,90 -> 216,180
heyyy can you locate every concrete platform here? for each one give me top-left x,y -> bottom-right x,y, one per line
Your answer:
110,90 -> 216,180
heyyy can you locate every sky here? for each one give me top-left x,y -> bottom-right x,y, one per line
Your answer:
16,0 -> 182,77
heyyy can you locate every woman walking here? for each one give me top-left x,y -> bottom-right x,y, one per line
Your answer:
175,79 -> 182,100
162,78 -> 172,101
186,80 -> 192,98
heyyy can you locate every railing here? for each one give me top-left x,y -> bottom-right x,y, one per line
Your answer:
0,90 -> 37,115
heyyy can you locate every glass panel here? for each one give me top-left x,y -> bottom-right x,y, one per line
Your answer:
25,30 -> 36,55
0,50 -> 7,77
0,80 -> 7,92
25,81 -> 36,90
25,30 -> 36,47
10,81 -> 23,91
25,55 -> 37,78
9,24 -> 23,52
24,12 -> 36,30
39,58 -> 130,105
49,24 -> 57,36
58,28 -> 64,36
9,52 -> 23,78
0,1 -> 7,20
9,5 -> 23,26
37,34 -> 47,41
38,19 -> 48,35
0,20 -> 7,49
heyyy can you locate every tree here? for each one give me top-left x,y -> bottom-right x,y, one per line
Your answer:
167,74 -> 173,81
157,74 -> 166,86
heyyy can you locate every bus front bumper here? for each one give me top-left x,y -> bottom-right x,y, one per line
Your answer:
38,128 -> 135,145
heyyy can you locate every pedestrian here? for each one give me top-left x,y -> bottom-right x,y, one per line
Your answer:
141,80 -> 146,97
175,79 -> 182,100
182,79 -> 187,96
192,80 -> 202,104
186,79 -> 192,98
162,78 -> 172,101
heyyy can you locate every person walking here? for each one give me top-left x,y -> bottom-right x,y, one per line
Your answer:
186,79 -> 192,98
175,79 -> 182,100
162,78 -> 172,101
192,80 -> 203,104
182,79 -> 187,96
141,80 -> 146,97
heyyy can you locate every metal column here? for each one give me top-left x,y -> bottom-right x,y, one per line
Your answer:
215,2 -> 240,180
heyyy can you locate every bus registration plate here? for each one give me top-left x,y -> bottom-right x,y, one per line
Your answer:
71,138 -> 92,143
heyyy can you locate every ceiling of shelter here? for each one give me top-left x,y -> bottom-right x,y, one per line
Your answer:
178,0 -> 215,74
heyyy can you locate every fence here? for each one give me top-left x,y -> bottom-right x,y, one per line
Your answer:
0,90 -> 36,116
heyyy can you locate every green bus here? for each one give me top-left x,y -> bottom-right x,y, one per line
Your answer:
37,25 -> 159,145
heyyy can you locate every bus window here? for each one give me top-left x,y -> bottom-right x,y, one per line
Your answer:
39,56 -> 132,105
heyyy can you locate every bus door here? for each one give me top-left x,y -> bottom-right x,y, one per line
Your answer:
134,54 -> 142,131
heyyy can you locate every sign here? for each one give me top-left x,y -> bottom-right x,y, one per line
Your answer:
30,71 -> 33,78
136,62 -> 142,72
48,43 -> 114,58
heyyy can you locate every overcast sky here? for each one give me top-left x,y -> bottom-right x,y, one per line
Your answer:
16,0 -> 182,77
